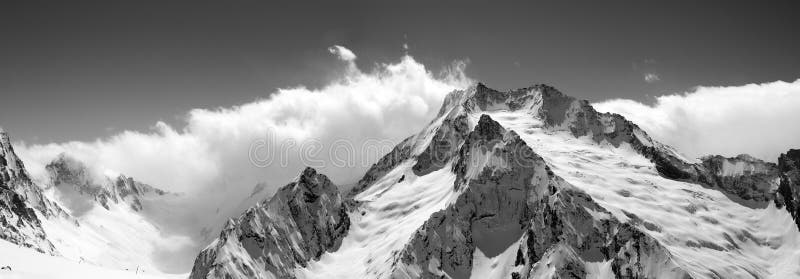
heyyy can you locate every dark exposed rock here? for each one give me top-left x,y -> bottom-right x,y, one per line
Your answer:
699,155 -> 780,207
189,167 -> 350,279
0,130 -> 58,255
778,149 -> 800,230
412,114 -> 469,177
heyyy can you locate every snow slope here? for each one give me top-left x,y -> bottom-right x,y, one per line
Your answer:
0,239 -> 186,279
41,199 -> 194,273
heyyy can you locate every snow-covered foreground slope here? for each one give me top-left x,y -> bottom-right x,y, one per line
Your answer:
41,199 -> 193,272
0,239 -> 186,279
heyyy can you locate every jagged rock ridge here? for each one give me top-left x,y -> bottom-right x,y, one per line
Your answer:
0,130 -> 58,254
189,167 -> 350,279
46,153 -> 167,212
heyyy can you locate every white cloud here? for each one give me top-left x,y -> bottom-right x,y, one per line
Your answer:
328,45 -> 357,61
19,46 -> 471,193
644,73 -> 660,83
594,79 -> 800,162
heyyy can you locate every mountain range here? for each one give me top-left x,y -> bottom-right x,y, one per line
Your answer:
1,83 -> 799,278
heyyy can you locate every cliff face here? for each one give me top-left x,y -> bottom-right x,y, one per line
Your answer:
699,154 -> 780,207
189,167 -> 350,279
0,130 -> 58,254
778,149 -> 800,230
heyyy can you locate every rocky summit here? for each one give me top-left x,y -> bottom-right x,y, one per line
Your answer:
189,167 -> 350,279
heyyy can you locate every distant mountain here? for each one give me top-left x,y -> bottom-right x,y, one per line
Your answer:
46,153 -> 168,212
190,83 -> 800,279
0,129 -> 189,272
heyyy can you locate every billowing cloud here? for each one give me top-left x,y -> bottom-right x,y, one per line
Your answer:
19,45 -> 470,192
594,79 -> 800,162
14,45 -> 472,270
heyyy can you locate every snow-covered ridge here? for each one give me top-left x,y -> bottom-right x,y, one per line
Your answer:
189,167 -> 350,279
46,153 -> 169,212
0,130 -> 60,254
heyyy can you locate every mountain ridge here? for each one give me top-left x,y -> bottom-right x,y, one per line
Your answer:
190,82 -> 800,279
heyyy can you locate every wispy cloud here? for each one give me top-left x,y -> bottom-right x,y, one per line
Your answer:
644,73 -> 660,83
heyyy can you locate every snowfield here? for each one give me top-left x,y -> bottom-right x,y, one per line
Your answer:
40,198 -> 194,273
0,239 -> 187,279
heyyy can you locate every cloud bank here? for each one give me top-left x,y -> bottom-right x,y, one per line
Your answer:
18,46 -> 470,193
594,79 -> 800,162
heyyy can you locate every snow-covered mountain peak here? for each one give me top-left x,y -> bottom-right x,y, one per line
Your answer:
1,129 -> 29,182
0,129 -> 59,255
46,153 -> 168,212
190,167 -> 349,279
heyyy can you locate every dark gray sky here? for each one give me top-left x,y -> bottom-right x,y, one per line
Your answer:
2,0 -> 799,143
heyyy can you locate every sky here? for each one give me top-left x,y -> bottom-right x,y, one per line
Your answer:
2,0 -> 799,143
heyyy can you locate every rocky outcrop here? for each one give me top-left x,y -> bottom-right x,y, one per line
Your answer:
0,129 -> 58,254
390,115 -> 688,279
778,149 -> 800,230
189,167 -> 350,279
412,114 -> 469,177
700,154 -> 780,207
46,153 -> 166,211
